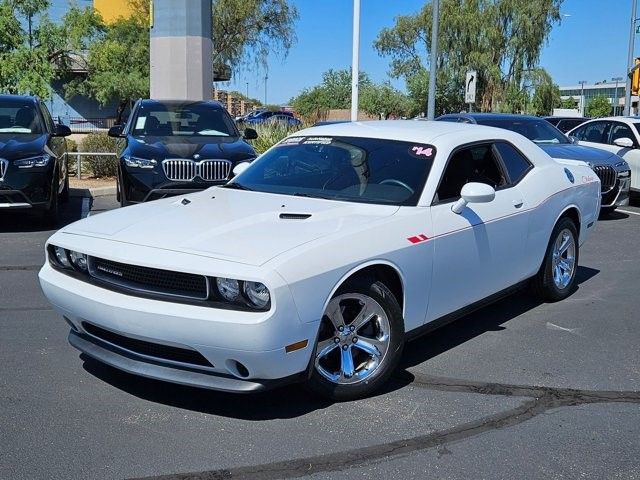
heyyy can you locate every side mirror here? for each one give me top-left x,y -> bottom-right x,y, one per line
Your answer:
613,137 -> 634,148
232,162 -> 251,177
54,124 -> 71,137
451,182 -> 496,214
108,125 -> 125,138
568,135 -> 578,144
243,128 -> 258,140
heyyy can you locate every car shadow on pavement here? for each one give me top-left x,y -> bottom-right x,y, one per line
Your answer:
0,197 -> 89,233
598,210 -> 629,221
79,266 -> 600,419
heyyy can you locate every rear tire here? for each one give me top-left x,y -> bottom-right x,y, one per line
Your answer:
532,217 -> 579,302
306,277 -> 404,401
38,177 -> 59,227
60,172 -> 70,203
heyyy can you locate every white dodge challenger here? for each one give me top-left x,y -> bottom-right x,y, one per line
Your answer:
39,121 -> 601,400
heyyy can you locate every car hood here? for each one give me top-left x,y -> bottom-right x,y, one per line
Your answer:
539,144 -> 621,167
127,136 -> 256,161
0,134 -> 47,159
61,188 -> 399,266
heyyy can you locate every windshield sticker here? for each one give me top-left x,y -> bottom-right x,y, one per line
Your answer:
279,136 -> 303,145
135,116 -> 146,130
303,137 -> 333,145
409,145 -> 434,158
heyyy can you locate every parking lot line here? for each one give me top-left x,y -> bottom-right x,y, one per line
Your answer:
81,197 -> 91,218
617,209 -> 640,216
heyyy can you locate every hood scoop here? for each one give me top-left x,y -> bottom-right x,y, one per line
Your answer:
279,213 -> 312,220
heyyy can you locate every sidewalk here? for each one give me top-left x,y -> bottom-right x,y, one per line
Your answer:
69,177 -> 116,198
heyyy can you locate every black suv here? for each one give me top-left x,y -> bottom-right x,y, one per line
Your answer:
0,95 -> 71,223
109,99 -> 258,206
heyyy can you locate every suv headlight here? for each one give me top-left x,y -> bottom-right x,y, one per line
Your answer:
215,277 -> 271,310
124,155 -> 157,168
14,154 -> 51,168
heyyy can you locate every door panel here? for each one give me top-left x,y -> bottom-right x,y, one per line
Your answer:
426,187 -> 529,322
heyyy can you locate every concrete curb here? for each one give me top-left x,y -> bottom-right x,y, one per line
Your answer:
69,186 -> 116,198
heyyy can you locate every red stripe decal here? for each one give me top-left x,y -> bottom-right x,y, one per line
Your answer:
407,234 -> 429,244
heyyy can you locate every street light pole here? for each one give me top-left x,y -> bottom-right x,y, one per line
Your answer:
625,0 -> 637,115
246,82 -> 249,99
578,80 -> 587,116
264,74 -> 268,105
426,0 -> 440,120
612,76 -> 624,115
350,0 -> 361,122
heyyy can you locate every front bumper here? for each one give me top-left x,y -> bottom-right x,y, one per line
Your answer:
0,166 -> 54,208
121,168 -> 228,203
39,262 -> 319,392
601,175 -> 631,208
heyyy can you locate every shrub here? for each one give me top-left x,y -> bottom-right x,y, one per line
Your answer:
79,132 -> 119,178
248,123 -> 304,154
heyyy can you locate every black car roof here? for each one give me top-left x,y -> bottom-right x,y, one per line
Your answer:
138,99 -> 225,109
439,112 -> 547,122
0,94 -> 38,104
543,116 -> 589,121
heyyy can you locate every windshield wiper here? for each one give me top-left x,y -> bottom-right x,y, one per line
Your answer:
222,182 -> 253,191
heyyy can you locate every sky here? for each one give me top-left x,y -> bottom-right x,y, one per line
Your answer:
47,0 -> 638,105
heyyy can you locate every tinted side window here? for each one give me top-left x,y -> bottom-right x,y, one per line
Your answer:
39,102 -> 55,133
560,119 -> 585,132
436,144 -> 507,203
575,121 -> 609,143
494,142 -> 531,184
609,122 -> 636,146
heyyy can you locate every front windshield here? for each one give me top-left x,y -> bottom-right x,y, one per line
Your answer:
0,101 -> 43,134
231,136 -> 436,206
131,102 -> 237,138
477,118 -> 570,144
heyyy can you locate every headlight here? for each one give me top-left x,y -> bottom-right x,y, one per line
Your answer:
14,154 -> 51,168
48,245 -> 88,273
215,277 -> 271,310
615,160 -> 630,169
618,170 -> 631,178
69,251 -> 88,271
52,246 -> 71,268
216,277 -> 240,302
243,281 -> 271,309
124,155 -> 157,168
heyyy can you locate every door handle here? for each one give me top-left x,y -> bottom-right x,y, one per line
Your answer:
513,199 -> 523,208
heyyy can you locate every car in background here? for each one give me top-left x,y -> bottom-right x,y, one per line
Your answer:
266,114 -> 302,127
543,116 -> 589,133
436,113 -> 631,213
40,121 -> 601,400
243,110 -> 296,126
0,94 -> 71,224
567,116 -> 640,195
109,99 -> 258,206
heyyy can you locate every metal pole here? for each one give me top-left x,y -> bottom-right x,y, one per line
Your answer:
350,0 -> 361,122
264,74 -> 268,105
613,76 -> 623,115
77,153 -> 81,179
625,0 -> 637,116
426,0 -> 440,120
246,82 -> 249,99
578,80 -> 587,116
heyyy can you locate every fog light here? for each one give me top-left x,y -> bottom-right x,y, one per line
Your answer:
53,246 -> 71,268
69,251 -> 88,271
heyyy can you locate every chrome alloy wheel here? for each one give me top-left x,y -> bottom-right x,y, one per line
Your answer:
552,228 -> 576,289
315,293 -> 391,385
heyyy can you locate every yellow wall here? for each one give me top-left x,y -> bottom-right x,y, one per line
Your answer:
94,0 -> 134,24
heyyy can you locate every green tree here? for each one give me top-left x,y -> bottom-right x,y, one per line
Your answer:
528,69 -> 561,115
374,0 -> 563,114
290,69 -> 372,120
560,97 -> 577,109
0,1 -> 100,98
360,81 -> 410,119
586,96 -> 612,118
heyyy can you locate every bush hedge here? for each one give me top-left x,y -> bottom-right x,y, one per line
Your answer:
79,133 -> 119,178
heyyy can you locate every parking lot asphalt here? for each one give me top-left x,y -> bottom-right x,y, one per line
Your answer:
1,195 -> 639,480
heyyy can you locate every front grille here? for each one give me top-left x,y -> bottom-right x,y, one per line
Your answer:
593,165 -> 616,193
162,159 -> 231,182
0,159 -> 7,180
82,322 -> 213,367
88,257 -> 208,300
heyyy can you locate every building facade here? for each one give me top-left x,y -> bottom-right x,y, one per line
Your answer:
559,81 -> 638,116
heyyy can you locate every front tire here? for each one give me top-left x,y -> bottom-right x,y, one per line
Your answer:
532,217 -> 579,302
306,278 -> 404,401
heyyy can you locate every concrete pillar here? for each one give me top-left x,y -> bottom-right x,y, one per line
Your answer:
150,0 -> 213,100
